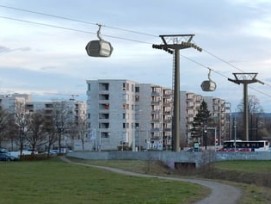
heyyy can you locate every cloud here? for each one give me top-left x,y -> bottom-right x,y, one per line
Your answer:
0,45 -> 11,52
0,45 -> 31,55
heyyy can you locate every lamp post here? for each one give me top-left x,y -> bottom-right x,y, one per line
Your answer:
207,127 -> 217,151
234,118 -> 237,152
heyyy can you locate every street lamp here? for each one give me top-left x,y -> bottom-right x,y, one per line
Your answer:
207,127 -> 217,151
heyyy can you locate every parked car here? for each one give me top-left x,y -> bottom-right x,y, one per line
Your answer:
0,148 -> 8,153
0,152 -> 19,161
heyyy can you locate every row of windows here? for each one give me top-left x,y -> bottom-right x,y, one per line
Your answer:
88,82 -> 140,92
96,122 -> 162,129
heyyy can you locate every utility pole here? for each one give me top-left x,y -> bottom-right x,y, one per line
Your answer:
228,73 -> 264,141
152,34 -> 202,152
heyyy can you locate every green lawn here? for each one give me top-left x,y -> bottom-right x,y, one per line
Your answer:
0,159 -> 206,204
213,160 -> 271,173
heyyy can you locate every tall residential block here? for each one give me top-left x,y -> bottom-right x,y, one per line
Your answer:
86,80 -> 172,151
87,79 -> 228,151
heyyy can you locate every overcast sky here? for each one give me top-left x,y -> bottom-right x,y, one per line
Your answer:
0,0 -> 271,112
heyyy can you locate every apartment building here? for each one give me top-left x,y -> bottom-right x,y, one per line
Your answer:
0,94 -> 32,112
180,92 -> 228,146
204,96 -> 226,145
87,80 -> 137,150
136,84 -> 165,150
0,93 -> 87,150
181,91 -> 203,145
86,80 -> 172,151
86,79 -> 229,151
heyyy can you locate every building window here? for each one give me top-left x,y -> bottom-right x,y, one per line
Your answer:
123,113 -> 129,119
99,103 -> 109,110
135,86 -> 140,93
123,123 -> 129,129
99,123 -> 109,128
123,83 -> 129,91
123,104 -> 129,110
99,94 -> 109,100
101,132 -> 109,138
88,83 -> 91,91
99,113 -> 109,119
123,93 -> 129,101
99,83 -> 109,91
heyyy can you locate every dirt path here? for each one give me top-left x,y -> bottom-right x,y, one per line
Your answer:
60,157 -> 241,204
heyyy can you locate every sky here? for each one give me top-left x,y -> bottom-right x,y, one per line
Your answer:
0,0 -> 271,112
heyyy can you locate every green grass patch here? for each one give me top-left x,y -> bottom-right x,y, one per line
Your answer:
0,159 -> 206,204
213,160 -> 271,173
69,158 -> 169,175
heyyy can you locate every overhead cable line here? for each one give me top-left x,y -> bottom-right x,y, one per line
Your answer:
0,4 -> 157,37
1,6 -> 271,100
0,15 -> 152,44
181,54 -> 229,79
202,48 -> 246,73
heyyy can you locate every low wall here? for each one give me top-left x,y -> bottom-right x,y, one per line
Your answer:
67,151 -> 271,168
68,151 -> 204,168
215,152 -> 271,161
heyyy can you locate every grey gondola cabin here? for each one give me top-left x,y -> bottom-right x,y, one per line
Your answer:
86,40 -> 113,57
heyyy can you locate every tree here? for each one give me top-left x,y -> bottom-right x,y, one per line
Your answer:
0,109 -> 13,147
26,110 -> 47,154
51,101 -> 73,153
236,95 -> 264,140
44,114 -> 58,157
72,114 -> 88,151
237,95 -> 263,114
13,101 -> 30,155
191,100 -> 211,149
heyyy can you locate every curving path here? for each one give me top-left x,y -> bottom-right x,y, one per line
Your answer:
61,157 -> 241,204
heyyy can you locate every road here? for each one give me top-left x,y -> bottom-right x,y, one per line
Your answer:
61,157 -> 241,204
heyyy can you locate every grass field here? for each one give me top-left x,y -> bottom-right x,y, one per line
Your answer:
73,158 -> 271,204
0,159 -> 206,204
213,160 -> 271,173
211,160 -> 271,204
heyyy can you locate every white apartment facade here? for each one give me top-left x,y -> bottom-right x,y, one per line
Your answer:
86,80 -> 172,151
86,79 -> 229,151
87,80 -> 137,150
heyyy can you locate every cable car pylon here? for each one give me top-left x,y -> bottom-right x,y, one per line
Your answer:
152,34 -> 202,152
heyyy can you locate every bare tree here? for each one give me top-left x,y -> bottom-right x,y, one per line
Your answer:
73,114 -> 88,151
25,110 -> 47,154
51,101 -> 73,153
13,101 -> 30,155
237,95 -> 264,140
0,109 -> 12,147
44,114 -> 58,157
237,95 -> 263,114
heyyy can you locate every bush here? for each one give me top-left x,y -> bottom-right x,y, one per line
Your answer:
20,154 -> 51,161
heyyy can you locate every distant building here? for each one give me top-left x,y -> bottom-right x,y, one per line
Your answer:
0,94 -> 86,151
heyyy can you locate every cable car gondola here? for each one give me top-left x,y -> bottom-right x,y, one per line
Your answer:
85,24 -> 113,57
201,68 -> 217,91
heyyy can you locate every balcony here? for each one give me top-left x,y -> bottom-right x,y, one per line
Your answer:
151,128 -> 160,132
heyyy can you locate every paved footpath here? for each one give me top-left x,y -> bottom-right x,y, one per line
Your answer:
61,157 -> 241,204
